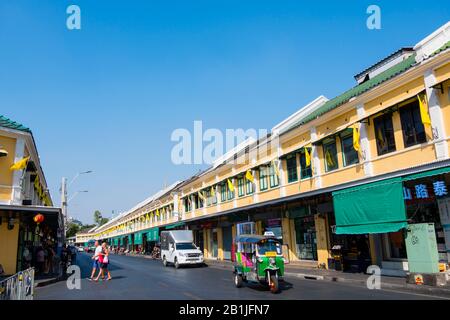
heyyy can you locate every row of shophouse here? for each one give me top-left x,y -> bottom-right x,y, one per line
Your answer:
0,115 -> 63,276
77,22 -> 450,277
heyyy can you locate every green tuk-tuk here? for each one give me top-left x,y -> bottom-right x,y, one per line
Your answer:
233,232 -> 285,293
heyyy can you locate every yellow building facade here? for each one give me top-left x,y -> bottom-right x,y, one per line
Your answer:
79,23 -> 450,276
0,116 -> 60,275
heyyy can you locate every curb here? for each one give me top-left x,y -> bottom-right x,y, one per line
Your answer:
207,262 -> 450,296
34,277 -> 60,288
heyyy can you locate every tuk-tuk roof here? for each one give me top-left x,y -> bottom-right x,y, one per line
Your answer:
235,234 -> 277,243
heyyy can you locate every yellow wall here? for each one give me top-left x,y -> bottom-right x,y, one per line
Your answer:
0,221 -> 19,274
314,214 -> 330,268
438,80 -> 450,135
364,77 -> 425,117
0,136 -> 17,201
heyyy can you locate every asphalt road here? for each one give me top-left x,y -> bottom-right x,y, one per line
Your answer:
34,252 -> 446,300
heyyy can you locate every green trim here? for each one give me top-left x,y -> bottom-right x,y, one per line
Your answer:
0,115 -> 31,132
165,222 -> 185,230
402,166 -> 450,181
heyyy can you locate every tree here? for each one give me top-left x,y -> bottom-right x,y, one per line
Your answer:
66,222 -> 80,238
93,210 -> 109,226
94,210 -> 102,225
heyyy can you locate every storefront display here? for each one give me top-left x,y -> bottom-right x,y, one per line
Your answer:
294,215 -> 317,261
403,172 -> 450,264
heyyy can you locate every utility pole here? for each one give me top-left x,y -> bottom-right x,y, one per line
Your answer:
61,177 -> 68,233
61,170 -> 92,236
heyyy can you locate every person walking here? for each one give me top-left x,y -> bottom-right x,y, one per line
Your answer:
88,241 -> 103,281
94,242 -> 112,281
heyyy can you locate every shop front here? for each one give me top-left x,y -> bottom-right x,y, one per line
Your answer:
331,167 -> 450,275
0,206 -> 63,275
133,232 -> 143,253
288,206 -> 317,261
331,177 -> 407,273
378,167 -> 450,275
145,227 -> 159,253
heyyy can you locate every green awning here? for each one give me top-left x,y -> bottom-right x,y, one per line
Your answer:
333,177 -> 407,234
127,234 -> 132,243
146,227 -> 159,242
112,237 -> 118,246
402,166 -> 450,181
165,222 -> 185,230
134,232 -> 143,245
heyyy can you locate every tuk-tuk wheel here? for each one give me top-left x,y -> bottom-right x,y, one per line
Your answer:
269,275 -> 279,294
234,273 -> 243,288
163,256 -> 168,267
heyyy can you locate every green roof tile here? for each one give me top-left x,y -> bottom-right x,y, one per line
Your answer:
0,115 -> 31,133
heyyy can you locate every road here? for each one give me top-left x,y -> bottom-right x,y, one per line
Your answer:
35,253 -> 446,300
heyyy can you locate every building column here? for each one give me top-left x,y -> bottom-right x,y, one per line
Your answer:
310,127 -> 322,189
217,227 -> 224,260
276,139 -> 286,197
314,213 -> 330,269
424,69 -> 449,159
356,104 -> 374,176
255,221 -> 263,235
11,138 -> 25,205
203,228 -> 209,258
281,217 -> 295,262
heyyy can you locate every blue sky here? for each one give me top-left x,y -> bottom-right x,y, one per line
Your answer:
0,1 -> 448,224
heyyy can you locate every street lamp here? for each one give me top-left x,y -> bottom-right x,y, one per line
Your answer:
68,190 -> 89,203
61,171 -> 93,234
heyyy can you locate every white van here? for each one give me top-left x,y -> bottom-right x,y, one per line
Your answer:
160,230 -> 204,268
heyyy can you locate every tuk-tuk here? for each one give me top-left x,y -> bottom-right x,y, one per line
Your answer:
233,231 -> 285,293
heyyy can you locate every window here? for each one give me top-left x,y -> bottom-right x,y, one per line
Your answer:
205,188 -> 211,206
227,181 -> 235,200
323,138 -> 338,172
268,163 -> 279,188
374,113 -> 396,155
259,167 -> 269,191
184,197 -> 191,212
399,99 -> 427,148
286,155 -> 298,183
220,184 -> 227,202
340,131 -> 359,167
299,149 -> 312,179
245,176 -> 254,195
195,193 -> 203,209
211,187 -> 217,204
237,177 -> 245,197
206,188 -> 217,206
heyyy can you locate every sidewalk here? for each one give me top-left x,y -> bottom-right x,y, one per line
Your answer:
204,259 -> 450,296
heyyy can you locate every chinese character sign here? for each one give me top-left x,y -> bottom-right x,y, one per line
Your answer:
403,181 -> 448,200
433,181 -> 448,197
415,184 -> 429,199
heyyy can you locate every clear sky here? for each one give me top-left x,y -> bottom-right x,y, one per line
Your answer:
1,1 -> 448,224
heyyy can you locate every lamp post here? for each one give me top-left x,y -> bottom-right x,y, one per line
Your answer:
61,171 -> 93,234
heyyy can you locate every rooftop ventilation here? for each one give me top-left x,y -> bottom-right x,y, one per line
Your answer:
354,47 -> 415,85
